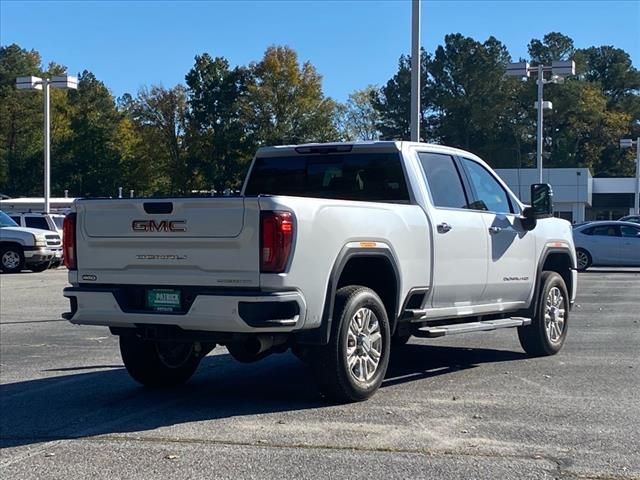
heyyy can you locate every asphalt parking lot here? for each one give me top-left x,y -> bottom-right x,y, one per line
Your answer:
1,268 -> 639,479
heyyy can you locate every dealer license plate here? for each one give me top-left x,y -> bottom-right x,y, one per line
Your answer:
146,289 -> 181,312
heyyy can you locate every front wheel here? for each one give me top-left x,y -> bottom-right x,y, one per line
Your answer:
119,335 -> 202,387
309,286 -> 391,403
518,271 -> 569,356
1,247 -> 25,273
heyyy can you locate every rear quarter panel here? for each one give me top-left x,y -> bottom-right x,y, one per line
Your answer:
258,195 -> 430,329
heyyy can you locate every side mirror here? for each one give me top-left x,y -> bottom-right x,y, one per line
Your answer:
531,183 -> 553,218
521,184 -> 554,231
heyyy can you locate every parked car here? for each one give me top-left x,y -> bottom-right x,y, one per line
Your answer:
63,141 -> 577,402
7,212 -> 65,267
619,215 -> 640,224
573,221 -> 640,271
0,210 -> 62,273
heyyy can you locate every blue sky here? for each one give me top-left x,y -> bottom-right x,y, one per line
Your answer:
1,0 -> 638,102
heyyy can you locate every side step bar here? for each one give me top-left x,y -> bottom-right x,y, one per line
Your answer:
414,317 -> 531,338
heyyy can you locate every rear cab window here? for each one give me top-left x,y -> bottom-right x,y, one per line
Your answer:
245,152 -> 410,203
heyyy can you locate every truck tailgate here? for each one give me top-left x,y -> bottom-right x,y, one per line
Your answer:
74,197 -> 260,287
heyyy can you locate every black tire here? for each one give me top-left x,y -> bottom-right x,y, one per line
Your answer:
391,332 -> 411,347
518,271 -> 569,356
576,248 -> 592,272
119,335 -> 201,387
309,286 -> 391,403
30,261 -> 51,273
0,246 -> 25,273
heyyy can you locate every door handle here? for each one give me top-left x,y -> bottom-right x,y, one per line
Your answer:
488,226 -> 502,234
437,222 -> 452,233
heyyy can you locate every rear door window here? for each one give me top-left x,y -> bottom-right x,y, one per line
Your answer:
245,152 -> 410,203
417,152 -> 469,209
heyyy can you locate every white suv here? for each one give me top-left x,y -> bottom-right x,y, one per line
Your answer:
0,211 -> 62,273
7,212 -> 65,267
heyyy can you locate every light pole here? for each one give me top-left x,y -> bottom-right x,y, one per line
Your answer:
506,60 -> 575,183
16,75 -> 78,214
620,138 -> 640,215
410,0 -> 421,142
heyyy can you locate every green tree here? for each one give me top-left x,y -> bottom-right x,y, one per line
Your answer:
0,44 -> 44,196
185,54 -> 250,190
370,49 -> 430,141
336,86 -> 380,141
127,85 -> 190,194
528,32 -> 575,65
427,34 -> 513,163
242,46 -> 338,146
55,71 -> 123,196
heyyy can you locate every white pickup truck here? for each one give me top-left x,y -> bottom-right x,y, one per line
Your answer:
63,142 -> 577,402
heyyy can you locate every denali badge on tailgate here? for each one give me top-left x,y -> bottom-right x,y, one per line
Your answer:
132,220 -> 186,232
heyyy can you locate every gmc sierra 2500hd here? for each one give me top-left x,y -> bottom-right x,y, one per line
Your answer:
63,142 -> 577,402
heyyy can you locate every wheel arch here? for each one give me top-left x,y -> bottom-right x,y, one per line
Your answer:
527,247 -> 575,318
296,246 -> 401,345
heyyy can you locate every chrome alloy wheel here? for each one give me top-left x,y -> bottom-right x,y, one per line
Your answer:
2,251 -> 20,269
545,286 -> 566,344
577,250 -> 589,270
346,307 -> 383,383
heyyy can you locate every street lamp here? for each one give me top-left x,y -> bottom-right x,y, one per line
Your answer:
620,137 -> 640,215
410,0 -> 421,142
16,75 -> 78,214
506,60 -> 575,183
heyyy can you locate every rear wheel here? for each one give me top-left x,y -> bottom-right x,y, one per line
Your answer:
0,247 -> 24,273
576,248 -> 591,271
119,335 -> 202,387
518,271 -> 569,356
308,286 -> 390,402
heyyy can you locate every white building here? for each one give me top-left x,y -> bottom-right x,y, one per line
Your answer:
496,168 -> 638,223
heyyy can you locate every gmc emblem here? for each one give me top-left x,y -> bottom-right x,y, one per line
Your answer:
132,220 -> 187,233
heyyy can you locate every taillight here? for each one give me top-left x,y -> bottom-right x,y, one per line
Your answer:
260,211 -> 294,273
63,213 -> 77,270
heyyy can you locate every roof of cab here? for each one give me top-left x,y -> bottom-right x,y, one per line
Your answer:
255,141 -> 481,161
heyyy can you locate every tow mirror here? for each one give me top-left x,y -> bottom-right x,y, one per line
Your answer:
521,183 -> 554,231
531,183 -> 553,218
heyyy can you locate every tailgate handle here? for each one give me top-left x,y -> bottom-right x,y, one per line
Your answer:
144,202 -> 173,214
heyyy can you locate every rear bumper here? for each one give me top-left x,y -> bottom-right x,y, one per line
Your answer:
62,286 -> 307,333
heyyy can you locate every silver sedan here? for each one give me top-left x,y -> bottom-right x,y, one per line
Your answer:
572,221 -> 640,271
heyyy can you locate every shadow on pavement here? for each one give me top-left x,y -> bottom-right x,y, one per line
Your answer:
1,345 -> 526,448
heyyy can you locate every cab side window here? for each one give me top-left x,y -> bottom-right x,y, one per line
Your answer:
462,158 -> 514,214
418,152 -> 469,209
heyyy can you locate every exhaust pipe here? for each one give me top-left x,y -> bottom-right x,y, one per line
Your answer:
227,335 -> 288,363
